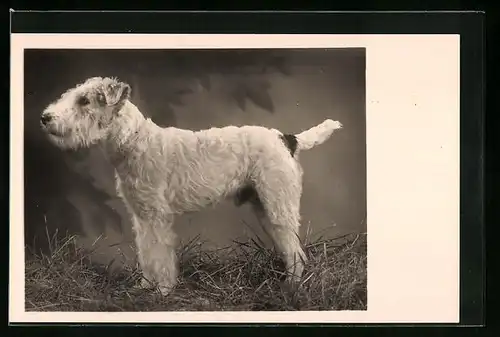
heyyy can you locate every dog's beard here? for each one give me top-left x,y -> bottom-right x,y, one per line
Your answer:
45,133 -> 78,150
43,129 -> 89,150
42,123 -> 107,150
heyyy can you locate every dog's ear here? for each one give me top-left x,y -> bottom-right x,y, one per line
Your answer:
102,80 -> 131,107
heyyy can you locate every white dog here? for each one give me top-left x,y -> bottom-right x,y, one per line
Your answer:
40,76 -> 343,295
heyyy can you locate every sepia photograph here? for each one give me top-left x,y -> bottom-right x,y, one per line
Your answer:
10,31 -> 465,324
23,48 -> 367,312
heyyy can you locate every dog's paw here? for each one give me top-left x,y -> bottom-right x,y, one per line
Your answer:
133,277 -> 155,290
157,285 -> 175,296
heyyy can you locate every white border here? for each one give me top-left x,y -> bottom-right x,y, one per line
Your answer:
10,34 -> 460,323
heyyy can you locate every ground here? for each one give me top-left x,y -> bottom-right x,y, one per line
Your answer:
25,230 -> 367,311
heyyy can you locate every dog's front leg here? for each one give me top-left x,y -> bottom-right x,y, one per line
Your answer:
132,213 -> 178,296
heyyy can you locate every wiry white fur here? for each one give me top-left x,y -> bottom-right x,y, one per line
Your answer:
40,77 -> 343,295
296,119 -> 343,152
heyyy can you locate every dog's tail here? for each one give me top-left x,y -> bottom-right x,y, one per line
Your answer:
294,119 -> 343,152
277,119 -> 342,157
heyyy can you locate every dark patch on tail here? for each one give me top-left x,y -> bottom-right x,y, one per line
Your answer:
280,134 -> 298,157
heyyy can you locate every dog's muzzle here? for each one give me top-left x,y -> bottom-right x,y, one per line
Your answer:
40,112 -> 65,137
40,112 -> 53,126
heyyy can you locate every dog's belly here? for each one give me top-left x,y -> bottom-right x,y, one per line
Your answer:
164,168 -> 247,213
166,184 -> 260,215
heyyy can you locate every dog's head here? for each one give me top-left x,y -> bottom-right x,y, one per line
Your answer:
40,77 -> 131,149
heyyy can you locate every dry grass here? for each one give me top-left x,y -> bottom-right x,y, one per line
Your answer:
25,230 -> 367,312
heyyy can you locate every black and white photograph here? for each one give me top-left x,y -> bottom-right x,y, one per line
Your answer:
23,47 -> 367,312
10,29 -> 469,324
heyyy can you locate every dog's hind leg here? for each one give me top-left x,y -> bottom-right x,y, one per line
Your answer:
252,167 -> 307,283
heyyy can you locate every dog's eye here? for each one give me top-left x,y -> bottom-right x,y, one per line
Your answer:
77,96 -> 90,106
96,93 -> 107,105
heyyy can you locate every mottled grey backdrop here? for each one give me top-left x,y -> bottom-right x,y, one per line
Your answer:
24,48 -> 366,268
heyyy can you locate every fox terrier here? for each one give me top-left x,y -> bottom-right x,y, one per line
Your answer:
40,76 -> 343,295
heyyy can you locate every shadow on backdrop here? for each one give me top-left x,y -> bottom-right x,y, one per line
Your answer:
24,49 -> 366,269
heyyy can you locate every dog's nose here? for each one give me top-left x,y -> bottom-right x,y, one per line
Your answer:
40,113 -> 53,126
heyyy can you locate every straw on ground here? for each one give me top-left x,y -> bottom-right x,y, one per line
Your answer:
25,230 -> 367,311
